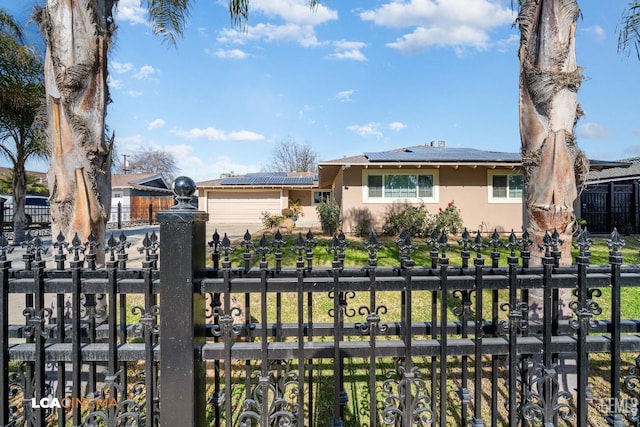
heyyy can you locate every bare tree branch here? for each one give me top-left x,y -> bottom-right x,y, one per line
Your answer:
266,137 -> 318,173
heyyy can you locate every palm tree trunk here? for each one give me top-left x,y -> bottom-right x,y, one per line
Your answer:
12,160 -> 27,245
518,0 -> 588,267
37,1 -> 115,260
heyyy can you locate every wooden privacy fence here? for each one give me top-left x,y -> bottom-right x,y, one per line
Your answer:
3,181 -> 640,426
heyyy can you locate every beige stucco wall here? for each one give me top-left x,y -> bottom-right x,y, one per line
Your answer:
338,165 -> 523,235
288,189 -> 319,227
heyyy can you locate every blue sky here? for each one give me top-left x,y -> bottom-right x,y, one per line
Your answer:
3,0 -> 639,182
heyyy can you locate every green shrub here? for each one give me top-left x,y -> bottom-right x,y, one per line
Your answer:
316,200 -> 340,235
382,204 -> 429,237
431,201 -> 464,235
350,208 -> 372,238
261,211 -> 284,229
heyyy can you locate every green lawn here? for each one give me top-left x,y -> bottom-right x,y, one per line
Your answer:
218,229 -> 640,268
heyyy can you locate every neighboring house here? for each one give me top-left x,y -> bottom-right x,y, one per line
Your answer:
111,173 -> 174,222
581,158 -> 636,233
197,172 -> 320,227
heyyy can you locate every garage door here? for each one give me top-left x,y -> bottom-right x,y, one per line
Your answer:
207,190 -> 281,224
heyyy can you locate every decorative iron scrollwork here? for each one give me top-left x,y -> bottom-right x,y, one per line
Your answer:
211,306 -> 243,338
84,370 -> 142,426
519,362 -> 574,424
23,307 -> 53,339
131,305 -> 161,336
328,290 -> 357,318
623,355 -> 640,422
238,368 -> 298,427
499,300 -> 529,333
357,305 -> 388,335
452,289 -> 474,319
382,359 -> 434,426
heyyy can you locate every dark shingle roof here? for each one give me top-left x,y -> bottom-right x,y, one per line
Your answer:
363,145 -> 521,162
586,158 -> 637,183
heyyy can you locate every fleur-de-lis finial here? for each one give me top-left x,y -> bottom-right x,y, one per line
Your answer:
574,227 -> 593,258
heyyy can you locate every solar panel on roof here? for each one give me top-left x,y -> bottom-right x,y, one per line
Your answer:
221,174 -> 315,186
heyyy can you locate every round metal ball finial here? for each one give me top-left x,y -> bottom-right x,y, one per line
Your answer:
172,176 -> 197,210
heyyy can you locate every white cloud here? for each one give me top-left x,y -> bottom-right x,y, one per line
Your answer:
326,40 -> 367,61
107,76 -> 122,89
114,0 -> 148,25
334,90 -> 355,102
576,122 -> 610,139
147,118 -> 166,130
117,134 -> 144,146
171,126 -> 265,141
197,27 -> 208,38
251,0 -> 338,25
133,65 -> 159,80
360,0 -> 515,53
214,48 -> 249,59
347,122 -> 383,138
127,90 -> 143,97
583,25 -> 606,43
215,0 -> 338,49
218,23 -> 322,47
111,61 -> 134,74
388,122 -> 407,131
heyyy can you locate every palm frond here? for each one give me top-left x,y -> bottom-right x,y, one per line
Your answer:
618,0 -> 640,60
143,0 -> 192,46
0,8 -> 24,42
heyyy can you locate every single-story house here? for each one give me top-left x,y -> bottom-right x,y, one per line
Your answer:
197,142 -> 622,234
111,173 -> 174,222
197,172 -> 320,227
318,142 -> 524,234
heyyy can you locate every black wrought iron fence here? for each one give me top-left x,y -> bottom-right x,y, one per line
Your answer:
3,191 -> 640,426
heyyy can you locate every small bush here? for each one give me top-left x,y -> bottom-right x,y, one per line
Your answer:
316,200 -> 340,235
282,208 -> 294,217
382,204 -> 429,237
431,201 -> 464,235
351,208 -> 373,238
261,211 -> 285,229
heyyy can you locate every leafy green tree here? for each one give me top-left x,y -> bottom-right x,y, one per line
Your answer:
0,9 -> 47,243
0,173 -> 48,196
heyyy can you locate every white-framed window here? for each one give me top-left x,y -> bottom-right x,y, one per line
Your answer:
313,191 -> 332,204
363,170 -> 439,203
113,192 -> 122,198
488,171 -> 523,203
